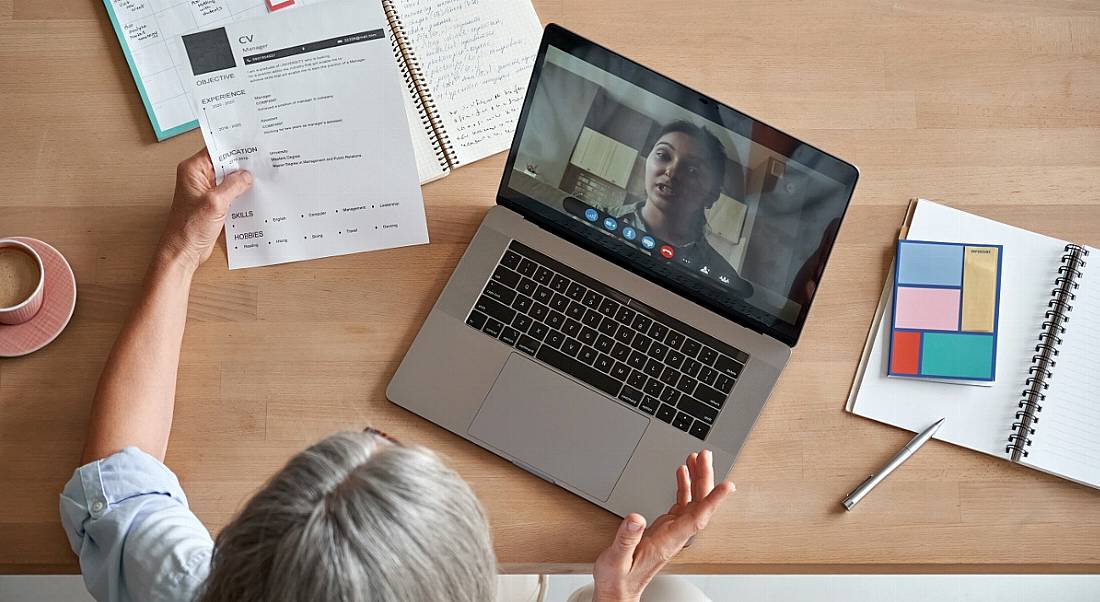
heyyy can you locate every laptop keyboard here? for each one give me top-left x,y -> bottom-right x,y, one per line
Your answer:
465,241 -> 749,441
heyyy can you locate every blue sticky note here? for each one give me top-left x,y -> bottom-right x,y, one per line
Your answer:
897,241 -> 964,287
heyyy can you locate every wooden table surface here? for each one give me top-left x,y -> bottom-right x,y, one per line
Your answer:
2,0 -> 1099,575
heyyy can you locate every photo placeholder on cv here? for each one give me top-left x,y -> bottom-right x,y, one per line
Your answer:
182,28 -> 236,76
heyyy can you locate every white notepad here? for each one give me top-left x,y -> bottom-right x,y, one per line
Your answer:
847,199 -> 1100,490
384,0 -> 544,180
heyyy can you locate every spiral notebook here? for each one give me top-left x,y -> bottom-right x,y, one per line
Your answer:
381,0 -> 543,183
847,199 -> 1100,490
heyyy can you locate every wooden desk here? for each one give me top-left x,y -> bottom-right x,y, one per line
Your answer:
2,0 -> 1099,575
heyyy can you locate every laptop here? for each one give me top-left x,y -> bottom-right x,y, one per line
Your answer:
388,24 -> 859,520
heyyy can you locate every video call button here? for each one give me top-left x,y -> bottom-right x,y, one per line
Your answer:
563,198 -> 678,261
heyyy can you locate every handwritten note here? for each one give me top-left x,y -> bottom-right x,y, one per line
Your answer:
393,0 -> 542,165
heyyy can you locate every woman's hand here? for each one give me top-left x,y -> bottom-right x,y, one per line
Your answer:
157,148 -> 253,272
82,149 -> 253,463
591,450 -> 734,602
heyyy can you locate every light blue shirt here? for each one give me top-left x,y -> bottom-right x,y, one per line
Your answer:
59,447 -> 214,602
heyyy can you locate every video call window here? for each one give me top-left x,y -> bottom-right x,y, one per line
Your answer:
508,46 -> 850,327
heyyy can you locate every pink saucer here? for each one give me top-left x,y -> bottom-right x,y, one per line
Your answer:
0,237 -> 77,358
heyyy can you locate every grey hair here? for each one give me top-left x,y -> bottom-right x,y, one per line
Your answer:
197,431 -> 497,602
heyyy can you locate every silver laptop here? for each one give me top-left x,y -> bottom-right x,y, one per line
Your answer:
388,25 -> 858,521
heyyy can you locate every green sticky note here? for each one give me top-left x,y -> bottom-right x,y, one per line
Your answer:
920,332 -> 995,380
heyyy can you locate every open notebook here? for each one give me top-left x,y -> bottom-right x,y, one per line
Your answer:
847,199 -> 1100,490
383,0 -> 543,183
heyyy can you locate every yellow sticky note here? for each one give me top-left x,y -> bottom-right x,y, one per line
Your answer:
961,246 -> 999,332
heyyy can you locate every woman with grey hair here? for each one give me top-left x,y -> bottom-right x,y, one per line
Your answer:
61,150 -> 733,602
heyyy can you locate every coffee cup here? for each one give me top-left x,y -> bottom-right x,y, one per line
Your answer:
0,239 -> 45,325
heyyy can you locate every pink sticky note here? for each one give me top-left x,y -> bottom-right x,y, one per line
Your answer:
267,0 -> 295,10
895,287 -> 960,331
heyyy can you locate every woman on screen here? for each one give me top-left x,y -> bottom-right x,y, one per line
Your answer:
606,120 -> 752,296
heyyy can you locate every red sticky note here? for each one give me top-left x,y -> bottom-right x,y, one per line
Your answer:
267,0 -> 295,10
891,330 -> 921,375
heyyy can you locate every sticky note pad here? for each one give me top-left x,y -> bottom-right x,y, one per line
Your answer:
895,286 -> 960,331
267,0 -> 295,11
920,332 -> 995,380
897,241 -> 963,287
890,330 -> 921,375
889,240 -> 1002,383
961,245 -> 999,332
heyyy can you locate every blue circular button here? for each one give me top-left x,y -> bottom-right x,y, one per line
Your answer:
584,208 -> 599,222
602,217 -> 618,231
622,226 -> 637,241
641,236 -> 656,250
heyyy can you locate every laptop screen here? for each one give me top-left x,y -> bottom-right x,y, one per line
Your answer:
498,26 -> 858,346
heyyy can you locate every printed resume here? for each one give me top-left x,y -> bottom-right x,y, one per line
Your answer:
181,0 -> 428,269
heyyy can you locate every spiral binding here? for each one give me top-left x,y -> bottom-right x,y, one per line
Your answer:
381,0 -> 458,171
1008,243 -> 1089,461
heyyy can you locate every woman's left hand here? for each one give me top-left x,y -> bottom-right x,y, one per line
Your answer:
590,450 -> 735,602
158,148 -> 253,271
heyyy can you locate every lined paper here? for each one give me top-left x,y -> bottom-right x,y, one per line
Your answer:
1023,246 -> 1100,489
392,0 -> 543,165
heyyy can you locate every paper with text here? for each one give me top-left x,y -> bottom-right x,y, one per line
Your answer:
182,0 -> 428,269
393,0 -> 542,165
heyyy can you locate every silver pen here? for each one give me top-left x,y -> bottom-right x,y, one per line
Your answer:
841,417 -> 945,511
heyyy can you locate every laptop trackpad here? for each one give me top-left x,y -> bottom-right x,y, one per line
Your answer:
469,354 -> 649,501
